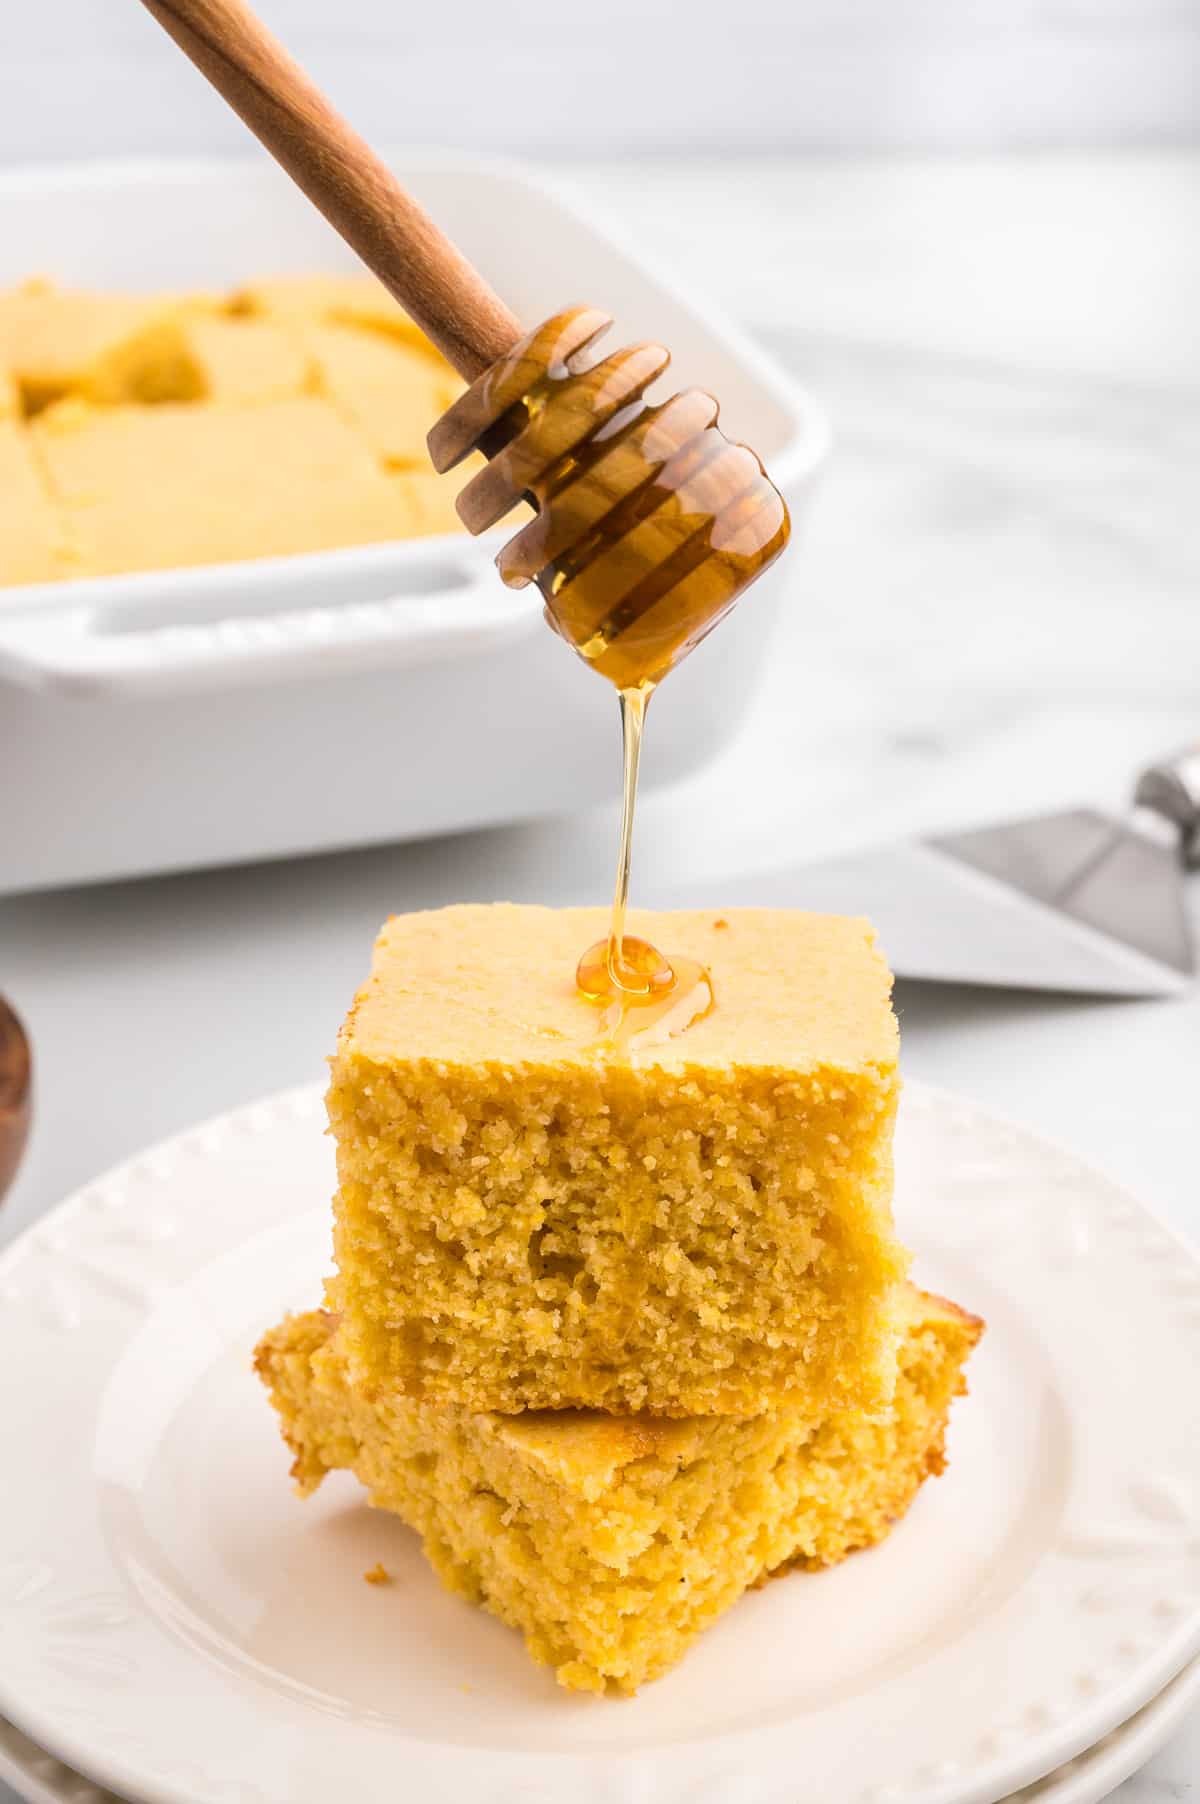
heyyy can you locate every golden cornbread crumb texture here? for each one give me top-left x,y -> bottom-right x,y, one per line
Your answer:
327,905 -> 906,1418
255,1287 -> 982,1695
0,421 -> 74,584
363,1562 -> 393,1587
0,273 -> 468,587
32,396 -> 419,577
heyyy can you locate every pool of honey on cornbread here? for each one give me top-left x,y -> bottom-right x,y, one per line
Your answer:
325,902 -> 907,1420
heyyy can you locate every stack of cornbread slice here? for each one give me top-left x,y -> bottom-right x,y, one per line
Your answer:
257,905 -> 982,1693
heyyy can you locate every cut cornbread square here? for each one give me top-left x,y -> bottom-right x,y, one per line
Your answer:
326,904 -> 906,1418
256,1286 -> 981,1695
229,271 -> 430,349
389,455 -> 512,537
0,422 -> 73,585
79,315 -> 315,406
388,467 -> 468,537
0,280 -> 181,413
31,395 -> 413,577
304,321 -> 460,467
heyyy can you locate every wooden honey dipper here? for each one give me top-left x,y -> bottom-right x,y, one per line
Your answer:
141,0 -> 791,1025
0,997 -> 32,1205
138,0 -> 791,693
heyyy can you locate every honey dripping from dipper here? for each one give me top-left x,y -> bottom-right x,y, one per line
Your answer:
426,307 -> 791,1044
539,348 -> 790,1043
574,682 -> 717,1049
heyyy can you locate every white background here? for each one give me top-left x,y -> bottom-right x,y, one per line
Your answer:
2,0 -> 1200,162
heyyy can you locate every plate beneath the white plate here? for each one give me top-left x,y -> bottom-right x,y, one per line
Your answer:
0,1080 -> 1198,1804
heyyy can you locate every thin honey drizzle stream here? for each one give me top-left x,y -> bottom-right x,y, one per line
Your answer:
576,684 -> 713,1049
428,307 -> 791,1050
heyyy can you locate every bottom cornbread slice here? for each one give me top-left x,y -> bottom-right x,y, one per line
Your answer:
255,1287 -> 982,1695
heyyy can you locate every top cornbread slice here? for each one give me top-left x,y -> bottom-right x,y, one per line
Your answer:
327,904 -> 906,1417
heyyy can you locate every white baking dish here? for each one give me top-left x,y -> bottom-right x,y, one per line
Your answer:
0,155 -> 828,895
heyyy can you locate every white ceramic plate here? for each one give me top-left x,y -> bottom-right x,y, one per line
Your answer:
3,1658 -> 1198,1804
1007,1656 -> 1200,1803
0,1081 -> 1198,1804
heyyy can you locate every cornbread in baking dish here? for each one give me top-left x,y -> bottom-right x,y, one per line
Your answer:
256,1287 -> 981,1695
0,272 -> 469,587
0,421 -> 72,583
230,270 -> 431,348
388,468 -> 472,538
80,314 -> 316,406
31,395 -> 420,577
0,280 -> 181,414
304,321 -> 459,467
325,904 -> 906,1418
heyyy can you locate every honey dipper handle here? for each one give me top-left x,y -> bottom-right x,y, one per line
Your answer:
0,996 -> 31,1205
137,0 -> 523,379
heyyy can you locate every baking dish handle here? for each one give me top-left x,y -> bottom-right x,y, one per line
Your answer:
0,550 -> 542,697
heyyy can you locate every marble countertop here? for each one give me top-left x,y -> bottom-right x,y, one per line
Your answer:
2,151 -> 1198,1803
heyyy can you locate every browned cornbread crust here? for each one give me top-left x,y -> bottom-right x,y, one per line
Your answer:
326,904 -> 906,1418
256,1286 -> 981,1694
